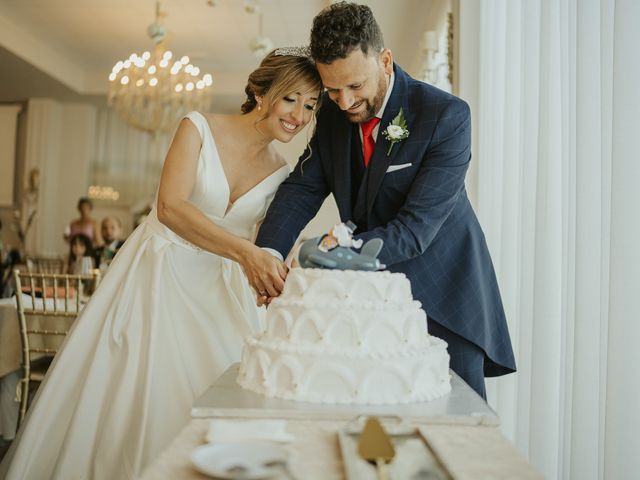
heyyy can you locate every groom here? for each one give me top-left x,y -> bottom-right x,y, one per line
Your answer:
250,1 -> 516,398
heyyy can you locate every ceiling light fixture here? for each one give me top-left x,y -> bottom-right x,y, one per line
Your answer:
108,1 -> 213,134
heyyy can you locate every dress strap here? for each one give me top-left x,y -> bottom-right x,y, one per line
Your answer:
183,111 -> 208,141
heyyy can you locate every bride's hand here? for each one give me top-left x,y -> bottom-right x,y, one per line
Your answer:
256,294 -> 276,307
241,248 -> 288,301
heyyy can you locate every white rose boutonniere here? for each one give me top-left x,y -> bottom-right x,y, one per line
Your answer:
382,107 -> 410,155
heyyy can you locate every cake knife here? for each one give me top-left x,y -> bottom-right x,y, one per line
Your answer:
357,417 -> 396,480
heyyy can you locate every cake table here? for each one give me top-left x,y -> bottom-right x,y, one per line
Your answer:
191,363 -> 497,426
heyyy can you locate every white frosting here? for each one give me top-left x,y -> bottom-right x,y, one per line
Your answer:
281,268 -> 413,303
238,268 -> 451,404
262,301 -> 428,351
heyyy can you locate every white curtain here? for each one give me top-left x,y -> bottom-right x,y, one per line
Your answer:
461,0 -> 640,478
22,99 -> 97,255
92,109 -> 172,208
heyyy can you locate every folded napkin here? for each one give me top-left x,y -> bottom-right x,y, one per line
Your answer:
205,419 -> 295,444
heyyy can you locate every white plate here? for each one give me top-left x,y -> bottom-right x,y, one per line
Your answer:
190,442 -> 289,479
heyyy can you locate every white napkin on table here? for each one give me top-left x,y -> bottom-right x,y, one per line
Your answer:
205,419 -> 295,444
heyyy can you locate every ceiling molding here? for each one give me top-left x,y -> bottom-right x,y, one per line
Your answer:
0,13 -> 87,94
0,11 -> 249,99
0,1 -> 448,103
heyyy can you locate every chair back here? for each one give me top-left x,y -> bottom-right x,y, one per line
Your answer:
12,269 -> 101,425
26,255 -> 67,274
13,269 -> 101,356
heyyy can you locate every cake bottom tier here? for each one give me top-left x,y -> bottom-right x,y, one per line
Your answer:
237,337 -> 452,405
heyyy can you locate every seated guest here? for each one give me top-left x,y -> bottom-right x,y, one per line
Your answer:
94,216 -> 124,269
66,233 -> 94,274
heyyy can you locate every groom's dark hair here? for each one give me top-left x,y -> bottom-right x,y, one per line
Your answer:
310,2 -> 384,64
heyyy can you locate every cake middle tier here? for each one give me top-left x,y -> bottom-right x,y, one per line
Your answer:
262,299 -> 429,350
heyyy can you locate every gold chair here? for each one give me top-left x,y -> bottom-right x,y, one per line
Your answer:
13,269 -> 101,426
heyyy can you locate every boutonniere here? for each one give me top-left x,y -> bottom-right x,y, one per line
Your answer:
382,107 -> 410,156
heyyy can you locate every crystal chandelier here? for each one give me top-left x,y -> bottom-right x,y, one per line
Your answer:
108,1 -> 213,134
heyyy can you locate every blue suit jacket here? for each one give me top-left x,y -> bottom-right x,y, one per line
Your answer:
256,64 -> 516,376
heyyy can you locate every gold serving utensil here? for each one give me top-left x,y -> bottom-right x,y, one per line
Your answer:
357,417 -> 396,480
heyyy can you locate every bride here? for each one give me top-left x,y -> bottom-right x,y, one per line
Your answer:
0,48 -> 322,480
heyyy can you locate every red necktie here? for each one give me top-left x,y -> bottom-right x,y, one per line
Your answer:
361,116 -> 381,167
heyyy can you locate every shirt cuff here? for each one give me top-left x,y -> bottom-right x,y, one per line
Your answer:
261,247 -> 284,262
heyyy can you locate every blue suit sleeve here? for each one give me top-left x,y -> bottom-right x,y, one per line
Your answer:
254,134 -> 330,258
355,99 -> 472,266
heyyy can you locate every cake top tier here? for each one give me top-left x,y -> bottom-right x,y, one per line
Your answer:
281,268 -> 413,304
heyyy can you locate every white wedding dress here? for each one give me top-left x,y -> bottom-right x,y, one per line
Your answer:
0,111 -> 290,480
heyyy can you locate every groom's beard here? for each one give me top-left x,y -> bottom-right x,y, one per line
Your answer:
344,72 -> 388,124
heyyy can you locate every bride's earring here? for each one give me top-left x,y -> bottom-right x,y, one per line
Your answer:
257,101 -> 262,111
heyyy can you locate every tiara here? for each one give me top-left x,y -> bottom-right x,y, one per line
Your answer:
274,46 -> 311,58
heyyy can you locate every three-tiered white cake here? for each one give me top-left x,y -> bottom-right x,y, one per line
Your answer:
237,268 -> 451,405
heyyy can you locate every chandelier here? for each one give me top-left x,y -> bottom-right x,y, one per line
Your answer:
108,1 -> 213,134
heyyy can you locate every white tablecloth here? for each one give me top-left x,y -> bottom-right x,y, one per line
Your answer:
0,298 -> 21,440
140,418 -> 543,480
0,297 -> 21,379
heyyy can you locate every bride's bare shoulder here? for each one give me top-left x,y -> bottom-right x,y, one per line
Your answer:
203,112 -> 233,126
197,112 -> 216,129
202,113 -> 238,135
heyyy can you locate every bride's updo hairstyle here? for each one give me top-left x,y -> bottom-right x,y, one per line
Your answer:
241,47 -> 322,117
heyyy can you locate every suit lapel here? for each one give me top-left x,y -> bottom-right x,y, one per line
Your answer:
366,65 -> 412,217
